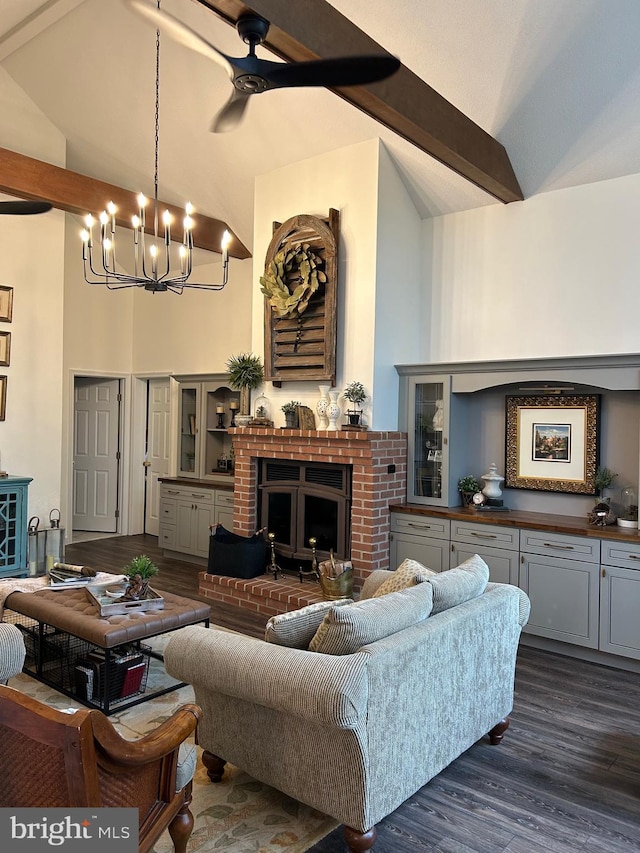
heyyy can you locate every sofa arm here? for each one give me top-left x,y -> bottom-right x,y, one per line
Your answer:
165,625 -> 369,727
0,623 -> 26,684
485,582 -> 530,627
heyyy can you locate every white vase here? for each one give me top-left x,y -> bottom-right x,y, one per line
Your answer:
327,390 -> 341,431
316,384 -> 330,429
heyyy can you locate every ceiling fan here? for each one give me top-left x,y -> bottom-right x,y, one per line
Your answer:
126,0 -> 401,132
0,201 -> 52,215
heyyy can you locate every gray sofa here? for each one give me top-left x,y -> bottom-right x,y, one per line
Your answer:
165,557 -> 530,853
0,622 -> 26,684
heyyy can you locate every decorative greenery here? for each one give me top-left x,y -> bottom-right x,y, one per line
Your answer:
226,353 -> 264,390
619,503 -> 638,521
458,475 -> 481,494
260,243 -> 326,318
343,381 -> 367,407
594,466 -> 617,496
281,400 -> 301,415
122,554 -> 159,580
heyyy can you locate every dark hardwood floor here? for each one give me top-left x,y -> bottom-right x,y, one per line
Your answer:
67,535 -> 640,853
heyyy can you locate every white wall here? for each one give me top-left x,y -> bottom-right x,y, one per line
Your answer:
422,172 -> 640,363
0,68 -> 66,521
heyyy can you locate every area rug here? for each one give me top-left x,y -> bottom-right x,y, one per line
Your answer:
9,626 -> 339,853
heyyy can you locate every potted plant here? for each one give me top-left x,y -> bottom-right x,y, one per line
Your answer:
458,475 -> 481,508
226,353 -> 264,425
122,554 -> 159,599
594,466 -> 617,500
343,381 -> 367,425
281,400 -> 301,429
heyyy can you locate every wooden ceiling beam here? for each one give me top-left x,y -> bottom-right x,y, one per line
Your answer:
0,146 -> 251,259
194,0 -> 523,204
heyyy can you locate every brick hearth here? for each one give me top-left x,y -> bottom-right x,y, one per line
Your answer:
198,426 -> 407,611
199,572 -> 326,618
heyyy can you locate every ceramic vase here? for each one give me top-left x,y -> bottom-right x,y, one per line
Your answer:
316,384 -> 330,429
327,390 -> 341,431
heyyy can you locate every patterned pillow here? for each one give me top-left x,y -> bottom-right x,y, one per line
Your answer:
428,554 -> 489,614
308,582 -> 434,655
372,558 -> 436,597
265,599 -> 352,648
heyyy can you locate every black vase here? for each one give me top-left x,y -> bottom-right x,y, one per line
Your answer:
348,411 -> 361,425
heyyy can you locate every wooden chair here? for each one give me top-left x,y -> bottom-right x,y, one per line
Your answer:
0,684 -> 201,853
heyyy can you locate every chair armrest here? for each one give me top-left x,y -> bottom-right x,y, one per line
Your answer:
165,626 -> 369,727
0,623 -> 26,683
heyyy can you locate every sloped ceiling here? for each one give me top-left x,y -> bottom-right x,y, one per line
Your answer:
2,0 -> 640,251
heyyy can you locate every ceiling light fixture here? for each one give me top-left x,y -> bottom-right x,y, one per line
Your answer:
80,0 -> 231,294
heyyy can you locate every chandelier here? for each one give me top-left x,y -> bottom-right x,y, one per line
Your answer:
80,1 -> 231,294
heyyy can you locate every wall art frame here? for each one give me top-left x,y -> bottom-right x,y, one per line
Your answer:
0,376 -> 6,420
505,394 -> 599,494
0,331 -> 10,366
0,286 -> 13,323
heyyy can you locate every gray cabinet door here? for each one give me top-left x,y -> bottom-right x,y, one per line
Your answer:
389,532 -> 447,572
519,553 -> 600,648
599,564 -> 640,658
450,542 -> 518,585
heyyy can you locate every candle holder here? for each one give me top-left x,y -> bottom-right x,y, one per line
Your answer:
268,532 -> 282,580
217,411 -> 225,429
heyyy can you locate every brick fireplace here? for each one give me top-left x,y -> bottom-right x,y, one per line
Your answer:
199,427 -> 407,615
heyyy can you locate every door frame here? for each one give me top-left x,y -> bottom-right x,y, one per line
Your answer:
136,372 -> 173,535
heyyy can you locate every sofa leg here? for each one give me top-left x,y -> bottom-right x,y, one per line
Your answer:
202,750 -> 227,782
168,781 -> 194,853
344,825 -> 377,852
488,717 -> 510,745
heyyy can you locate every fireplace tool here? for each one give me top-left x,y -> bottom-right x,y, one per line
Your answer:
267,532 -> 283,580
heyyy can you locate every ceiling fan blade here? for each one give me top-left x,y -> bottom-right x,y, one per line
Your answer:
0,201 -> 52,215
264,54 -> 401,90
210,90 -> 251,133
125,0 -> 233,78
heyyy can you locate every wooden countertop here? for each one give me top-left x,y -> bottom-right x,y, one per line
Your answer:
159,477 -> 234,492
389,502 -> 640,544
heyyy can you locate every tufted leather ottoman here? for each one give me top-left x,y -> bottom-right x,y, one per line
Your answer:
6,587 -> 211,648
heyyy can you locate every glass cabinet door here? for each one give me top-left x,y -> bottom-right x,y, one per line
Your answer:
408,376 -> 450,505
178,384 -> 199,477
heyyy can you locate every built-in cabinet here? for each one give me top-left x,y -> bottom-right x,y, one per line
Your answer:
177,379 -> 237,480
0,475 -> 32,578
159,481 -> 234,562
390,507 -> 640,668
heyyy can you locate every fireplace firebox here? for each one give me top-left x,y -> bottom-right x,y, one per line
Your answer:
258,459 -> 351,571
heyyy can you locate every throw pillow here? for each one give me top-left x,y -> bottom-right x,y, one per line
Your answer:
264,599 -> 352,649
428,554 -> 489,614
308,582 -> 434,655
372,557 -> 436,597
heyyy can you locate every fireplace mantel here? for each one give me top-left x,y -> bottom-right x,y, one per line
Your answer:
227,427 -> 408,586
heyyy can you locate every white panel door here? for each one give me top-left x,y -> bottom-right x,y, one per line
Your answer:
145,379 -> 171,536
73,378 -> 120,532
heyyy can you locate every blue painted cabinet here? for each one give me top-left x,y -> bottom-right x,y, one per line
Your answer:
0,475 -> 32,578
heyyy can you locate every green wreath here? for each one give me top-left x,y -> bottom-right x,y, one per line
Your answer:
260,243 -> 327,318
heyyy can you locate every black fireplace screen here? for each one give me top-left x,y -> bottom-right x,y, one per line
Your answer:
258,460 -> 352,565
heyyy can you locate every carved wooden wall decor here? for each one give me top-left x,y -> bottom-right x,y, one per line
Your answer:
262,209 -> 339,385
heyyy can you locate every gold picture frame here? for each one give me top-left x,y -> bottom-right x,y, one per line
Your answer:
0,287 -> 13,323
505,395 -> 599,494
0,376 -> 6,420
0,332 -> 10,366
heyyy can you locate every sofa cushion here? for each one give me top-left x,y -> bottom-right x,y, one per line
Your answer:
308,582 -> 434,655
265,599 -> 352,649
372,558 -> 435,597
428,554 -> 489,614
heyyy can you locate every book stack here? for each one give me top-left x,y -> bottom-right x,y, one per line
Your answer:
74,646 -> 147,703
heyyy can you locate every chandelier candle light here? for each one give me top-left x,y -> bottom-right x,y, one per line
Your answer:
80,0 -> 231,294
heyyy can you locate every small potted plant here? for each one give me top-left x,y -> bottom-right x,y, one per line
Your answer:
594,466 -> 617,501
343,381 -> 367,425
226,353 -> 264,426
121,554 -> 159,600
458,475 -> 481,508
281,400 -> 301,429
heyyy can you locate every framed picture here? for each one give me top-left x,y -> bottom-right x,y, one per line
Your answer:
0,332 -> 10,366
0,287 -> 13,323
0,376 -> 6,421
297,405 -> 316,430
505,394 -> 599,494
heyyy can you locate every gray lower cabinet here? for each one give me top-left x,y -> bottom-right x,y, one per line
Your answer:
160,482 -> 234,560
599,540 -> 640,658
519,529 -> 600,649
389,513 -> 450,572
449,519 -> 519,585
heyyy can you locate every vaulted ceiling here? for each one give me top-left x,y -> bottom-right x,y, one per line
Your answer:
2,0 -> 640,253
